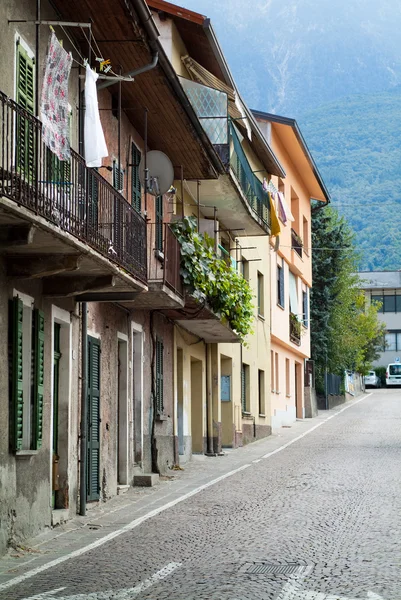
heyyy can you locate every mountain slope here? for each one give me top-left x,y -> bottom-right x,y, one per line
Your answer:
300,87 -> 401,270
179,0 -> 401,116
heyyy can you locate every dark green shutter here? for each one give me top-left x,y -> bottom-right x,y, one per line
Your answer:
16,41 -> 35,180
156,338 -> 164,414
279,265 -> 284,307
10,298 -> 24,451
131,143 -> 141,213
241,365 -> 246,412
156,195 -> 163,253
32,309 -> 45,449
87,337 -> 100,501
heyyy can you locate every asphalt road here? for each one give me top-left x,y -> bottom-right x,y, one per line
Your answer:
3,389 -> 401,600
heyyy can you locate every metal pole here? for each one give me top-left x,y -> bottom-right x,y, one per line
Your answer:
35,0 -> 40,117
79,302 -> 88,516
197,180 -> 201,231
180,166 -> 184,219
144,108 -> 148,216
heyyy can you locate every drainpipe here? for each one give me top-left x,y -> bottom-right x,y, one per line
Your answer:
79,302 -> 88,516
205,343 -> 214,455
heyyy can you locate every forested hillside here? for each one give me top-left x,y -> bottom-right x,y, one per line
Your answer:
300,87 -> 401,270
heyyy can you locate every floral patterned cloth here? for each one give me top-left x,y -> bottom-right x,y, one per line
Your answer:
40,32 -> 72,161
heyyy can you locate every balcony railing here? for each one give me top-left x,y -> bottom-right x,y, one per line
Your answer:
229,123 -> 270,229
291,228 -> 303,258
0,91 -> 147,282
147,222 -> 183,298
289,313 -> 301,345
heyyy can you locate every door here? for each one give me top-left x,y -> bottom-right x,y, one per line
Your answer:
177,348 -> 184,456
87,336 -> 101,501
52,323 -> 61,508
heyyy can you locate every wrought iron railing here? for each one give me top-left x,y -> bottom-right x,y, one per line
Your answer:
291,228 -> 303,258
0,91 -> 147,282
147,222 -> 183,298
229,123 -> 270,229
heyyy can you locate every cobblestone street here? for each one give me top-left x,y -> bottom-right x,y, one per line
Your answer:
1,390 -> 400,600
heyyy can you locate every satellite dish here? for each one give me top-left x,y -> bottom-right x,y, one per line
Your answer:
139,151 -> 174,196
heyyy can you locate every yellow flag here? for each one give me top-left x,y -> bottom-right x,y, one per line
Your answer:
269,192 -> 281,237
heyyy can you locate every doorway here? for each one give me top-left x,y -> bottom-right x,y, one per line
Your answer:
117,336 -> 128,485
295,361 -> 303,419
221,355 -> 233,447
190,358 -> 204,453
177,348 -> 184,456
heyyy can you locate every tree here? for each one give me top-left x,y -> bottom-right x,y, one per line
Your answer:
310,206 -> 385,392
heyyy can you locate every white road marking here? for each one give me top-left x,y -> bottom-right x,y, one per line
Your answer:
0,394 -> 371,593
276,572 -> 384,600
22,563 -> 182,600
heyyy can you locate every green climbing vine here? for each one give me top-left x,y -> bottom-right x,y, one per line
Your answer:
170,216 -> 254,344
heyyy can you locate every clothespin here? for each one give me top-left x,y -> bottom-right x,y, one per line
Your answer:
99,59 -> 111,72
49,25 -> 55,32
83,58 -> 88,68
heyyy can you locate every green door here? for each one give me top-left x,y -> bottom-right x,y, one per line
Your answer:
87,336 -> 101,501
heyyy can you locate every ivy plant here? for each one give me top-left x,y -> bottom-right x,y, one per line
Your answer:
170,216 -> 254,344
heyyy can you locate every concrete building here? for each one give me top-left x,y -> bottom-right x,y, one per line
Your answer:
252,112 -> 330,430
359,271 -> 401,366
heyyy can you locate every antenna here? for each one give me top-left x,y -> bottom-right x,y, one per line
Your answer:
139,150 -> 174,196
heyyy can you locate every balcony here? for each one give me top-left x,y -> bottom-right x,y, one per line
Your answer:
289,313 -> 301,346
179,77 -> 271,236
0,91 -> 147,298
128,223 -> 184,310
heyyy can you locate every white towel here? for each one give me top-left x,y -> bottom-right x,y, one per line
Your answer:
84,65 -> 108,168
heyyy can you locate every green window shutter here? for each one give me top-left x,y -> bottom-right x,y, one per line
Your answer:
156,338 -> 164,414
156,195 -> 163,253
131,143 -> 141,213
10,298 -> 24,451
33,309 -> 45,450
87,337 -> 101,501
16,42 -> 35,180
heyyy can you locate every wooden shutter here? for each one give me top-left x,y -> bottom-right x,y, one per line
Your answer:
10,298 -> 24,451
87,337 -> 101,501
131,143 -> 141,213
279,264 -> 284,307
16,41 -> 35,180
303,289 -> 309,327
156,338 -> 164,414
33,309 -> 45,450
156,195 -> 163,253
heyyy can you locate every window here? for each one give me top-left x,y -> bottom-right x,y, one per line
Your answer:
131,143 -> 141,213
155,338 -> 164,414
16,40 -> 35,179
270,350 -> 274,392
275,352 -> 279,393
384,295 -> 396,313
303,217 -> 309,255
285,358 -> 290,397
113,161 -> 125,192
371,293 -> 401,313
385,331 -> 401,352
258,369 -> 265,415
241,258 -> 249,281
277,263 -> 284,308
156,195 -> 164,253
9,294 -> 44,451
302,289 -> 309,327
241,363 -> 250,413
257,271 -> 264,317
289,271 -> 298,316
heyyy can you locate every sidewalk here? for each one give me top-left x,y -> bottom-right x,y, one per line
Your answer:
0,398 -> 367,590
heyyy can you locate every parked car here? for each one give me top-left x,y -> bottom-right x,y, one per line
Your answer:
364,371 -> 380,388
386,363 -> 401,386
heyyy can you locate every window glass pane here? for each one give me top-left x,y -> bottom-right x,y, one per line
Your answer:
386,333 -> 396,351
371,295 -> 383,309
384,295 -> 396,312
396,296 -> 401,313
389,364 -> 401,375
397,333 -> 401,351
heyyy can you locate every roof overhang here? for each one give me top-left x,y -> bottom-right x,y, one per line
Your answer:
147,0 -> 285,178
252,110 -> 331,204
49,0 -> 222,180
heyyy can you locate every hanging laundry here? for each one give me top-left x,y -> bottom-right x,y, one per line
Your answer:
41,31 -> 72,161
84,64 -> 108,168
277,191 -> 294,223
269,191 -> 281,237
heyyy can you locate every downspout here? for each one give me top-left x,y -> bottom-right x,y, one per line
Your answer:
79,302 -> 88,516
205,343 -> 214,455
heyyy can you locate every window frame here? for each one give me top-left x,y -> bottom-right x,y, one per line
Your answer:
277,262 -> 284,308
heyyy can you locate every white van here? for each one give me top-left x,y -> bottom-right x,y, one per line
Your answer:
386,363 -> 401,386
